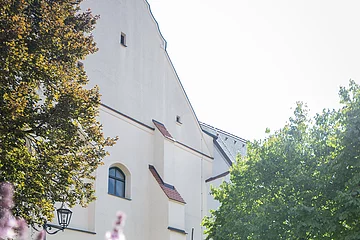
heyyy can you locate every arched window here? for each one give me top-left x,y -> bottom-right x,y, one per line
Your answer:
108,167 -> 125,198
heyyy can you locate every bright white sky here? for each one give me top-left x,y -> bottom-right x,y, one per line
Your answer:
147,0 -> 360,141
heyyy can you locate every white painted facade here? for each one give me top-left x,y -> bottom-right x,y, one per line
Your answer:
38,1 -> 245,240
200,122 -> 247,213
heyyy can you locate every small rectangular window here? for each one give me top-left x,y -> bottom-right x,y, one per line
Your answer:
120,32 -> 127,47
176,115 -> 182,124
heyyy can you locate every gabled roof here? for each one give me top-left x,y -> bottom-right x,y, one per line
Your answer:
149,165 -> 186,204
200,122 -> 247,163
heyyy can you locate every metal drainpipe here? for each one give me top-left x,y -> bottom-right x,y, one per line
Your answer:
200,157 -> 204,237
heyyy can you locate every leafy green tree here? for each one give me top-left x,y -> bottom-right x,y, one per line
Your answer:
0,0 -> 116,225
203,81 -> 360,239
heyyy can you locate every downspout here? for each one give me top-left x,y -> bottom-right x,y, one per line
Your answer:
200,157 -> 204,238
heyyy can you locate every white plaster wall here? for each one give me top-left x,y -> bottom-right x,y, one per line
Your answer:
155,128 -> 213,240
205,142 -> 233,214
168,201 -> 185,231
47,108 -> 157,240
95,107 -> 155,239
153,127 -> 165,176
44,111 -> 213,240
64,202 -> 95,231
149,168 -> 170,240
81,0 -> 212,157
163,138 -> 176,184
170,231 -> 187,240
79,0 -> 216,236
201,156 -> 213,232
202,135 -> 214,158
213,145 -> 231,176
40,227 -> 97,240
170,145 -> 212,240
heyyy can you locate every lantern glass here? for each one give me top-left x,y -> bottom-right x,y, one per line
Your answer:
56,204 -> 72,228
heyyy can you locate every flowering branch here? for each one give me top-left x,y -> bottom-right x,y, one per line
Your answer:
0,182 -> 28,240
105,212 -> 126,240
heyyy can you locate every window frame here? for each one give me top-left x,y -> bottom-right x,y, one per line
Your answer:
108,167 -> 126,198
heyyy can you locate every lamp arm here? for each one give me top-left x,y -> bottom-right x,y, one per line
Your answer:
43,223 -> 64,235
31,224 -> 43,232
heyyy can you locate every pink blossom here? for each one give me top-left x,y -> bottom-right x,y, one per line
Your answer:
105,212 -> 126,240
0,182 -> 28,240
35,230 -> 46,240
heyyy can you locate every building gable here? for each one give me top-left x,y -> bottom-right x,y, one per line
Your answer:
82,0 -> 212,155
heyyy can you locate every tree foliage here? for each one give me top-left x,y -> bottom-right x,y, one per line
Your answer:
0,0 -> 116,225
203,81 -> 360,239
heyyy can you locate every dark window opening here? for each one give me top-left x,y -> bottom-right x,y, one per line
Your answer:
108,167 -> 125,197
120,32 -> 127,47
176,115 -> 182,124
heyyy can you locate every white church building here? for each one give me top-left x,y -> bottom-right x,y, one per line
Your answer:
43,0 -> 246,239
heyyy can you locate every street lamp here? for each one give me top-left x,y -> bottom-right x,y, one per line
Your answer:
55,203 -> 72,230
34,203 -> 72,235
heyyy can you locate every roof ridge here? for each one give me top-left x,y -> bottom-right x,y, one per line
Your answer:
199,122 -> 247,142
